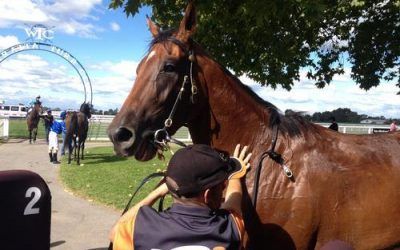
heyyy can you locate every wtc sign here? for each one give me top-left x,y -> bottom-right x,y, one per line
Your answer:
25,24 -> 54,42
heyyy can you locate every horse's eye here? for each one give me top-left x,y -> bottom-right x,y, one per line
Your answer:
163,63 -> 175,73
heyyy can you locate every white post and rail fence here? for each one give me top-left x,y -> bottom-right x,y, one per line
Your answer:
0,117 -> 9,140
0,115 -> 393,142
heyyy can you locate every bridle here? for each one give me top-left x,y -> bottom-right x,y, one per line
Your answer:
153,37 -> 198,150
149,36 -> 295,208
108,46 -> 194,247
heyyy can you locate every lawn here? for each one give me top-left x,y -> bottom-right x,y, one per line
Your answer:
7,118 -> 189,141
9,118 -> 46,138
8,118 -> 106,140
59,146 -> 175,211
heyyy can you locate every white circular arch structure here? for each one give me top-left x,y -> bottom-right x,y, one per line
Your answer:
0,42 -> 93,104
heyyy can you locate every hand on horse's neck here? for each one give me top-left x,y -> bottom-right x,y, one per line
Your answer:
192,54 -> 277,152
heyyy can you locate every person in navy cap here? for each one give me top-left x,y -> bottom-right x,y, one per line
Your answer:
59,111 -> 67,156
110,144 -> 252,250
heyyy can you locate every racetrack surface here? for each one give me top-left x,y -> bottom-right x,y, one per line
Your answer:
0,139 -> 119,250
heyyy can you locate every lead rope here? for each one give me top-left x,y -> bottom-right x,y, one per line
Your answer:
251,124 -> 294,208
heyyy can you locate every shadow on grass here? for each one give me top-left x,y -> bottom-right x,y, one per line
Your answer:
83,154 -> 129,165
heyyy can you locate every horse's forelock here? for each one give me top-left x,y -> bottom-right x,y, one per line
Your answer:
148,29 -> 177,52
79,103 -> 92,116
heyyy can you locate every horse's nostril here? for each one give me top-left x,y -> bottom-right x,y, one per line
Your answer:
115,127 -> 133,142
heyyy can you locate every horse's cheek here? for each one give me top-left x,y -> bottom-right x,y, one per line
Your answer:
155,74 -> 178,103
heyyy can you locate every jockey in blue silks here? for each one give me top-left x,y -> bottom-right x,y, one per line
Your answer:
48,112 -> 65,164
28,95 -> 41,114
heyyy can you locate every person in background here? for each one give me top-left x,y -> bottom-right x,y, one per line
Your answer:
110,144 -> 252,250
43,109 -> 54,144
328,116 -> 339,132
390,120 -> 398,132
28,95 -> 41,114
59,111 -> 67,156
48,113 -> 65,164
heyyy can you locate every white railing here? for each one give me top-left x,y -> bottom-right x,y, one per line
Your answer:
87,116 -> 193,142
87,119 -> 392,141
0,117 -> 9,139
318,123 -> 390,134
1,115 -> 394,142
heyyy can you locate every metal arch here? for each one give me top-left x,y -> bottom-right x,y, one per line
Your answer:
0,42 -> 93,105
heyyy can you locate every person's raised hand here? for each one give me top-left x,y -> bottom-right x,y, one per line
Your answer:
229,144 -> 252,179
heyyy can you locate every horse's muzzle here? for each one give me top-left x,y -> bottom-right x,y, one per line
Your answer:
109,126 -> 135,156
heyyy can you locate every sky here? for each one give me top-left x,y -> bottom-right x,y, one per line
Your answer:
0,0 -> 399,118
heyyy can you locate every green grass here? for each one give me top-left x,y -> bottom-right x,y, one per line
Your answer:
9,118 -> 46,138
59,146 -> 175,211
7,117 -> 191,141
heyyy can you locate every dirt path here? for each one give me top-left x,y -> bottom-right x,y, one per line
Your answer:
0,139 -> 119,250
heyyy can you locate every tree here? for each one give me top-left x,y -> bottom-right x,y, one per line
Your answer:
109,0 -> 400,93
311,108 -> 365,123
331,108 -> 361,123
104,108 -> 119,115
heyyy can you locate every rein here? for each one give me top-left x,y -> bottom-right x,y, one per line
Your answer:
121,172 -> 166,215
251,124 -> 294,208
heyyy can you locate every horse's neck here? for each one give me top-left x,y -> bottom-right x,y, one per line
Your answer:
31,109 -> 39,117
192,54 -> 273,151
78,111 -> 86,119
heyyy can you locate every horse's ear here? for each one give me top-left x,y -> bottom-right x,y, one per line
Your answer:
147,15 -> 160,37
177,1 -> 196,43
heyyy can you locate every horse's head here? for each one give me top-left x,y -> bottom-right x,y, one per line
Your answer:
108,3 -> 203,160
80,102 -> 92,118
33,102 -> 43,115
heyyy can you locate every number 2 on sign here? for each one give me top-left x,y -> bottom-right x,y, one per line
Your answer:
24,187 -> 41,215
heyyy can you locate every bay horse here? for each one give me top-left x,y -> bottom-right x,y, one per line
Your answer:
26,102 -> 42,144
64,111 -> 78,164
108,3 -> 400,249
64,103 -> 91,165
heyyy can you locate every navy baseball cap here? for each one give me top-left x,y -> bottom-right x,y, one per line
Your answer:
60,111 -> 66,119
165,144 -> 242,197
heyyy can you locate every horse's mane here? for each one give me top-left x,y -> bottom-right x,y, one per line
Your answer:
220,67 -> 319,137
149,30 -> 318,137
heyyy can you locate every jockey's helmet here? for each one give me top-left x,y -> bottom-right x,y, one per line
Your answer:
60,111 -> 66,120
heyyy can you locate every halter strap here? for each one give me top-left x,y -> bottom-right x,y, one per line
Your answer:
167,37 -> 190,55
